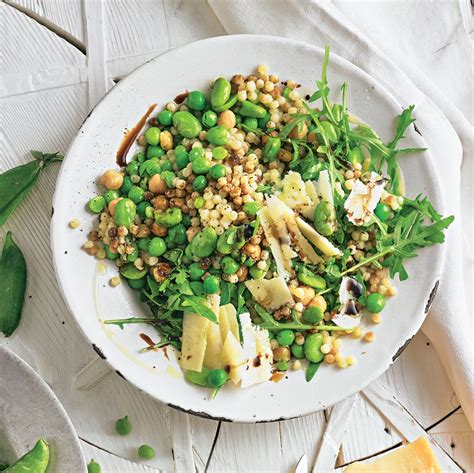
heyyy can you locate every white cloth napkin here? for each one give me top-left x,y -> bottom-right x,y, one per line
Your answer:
208,0 -> 474,427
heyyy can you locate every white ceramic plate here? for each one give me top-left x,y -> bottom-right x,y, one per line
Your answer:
51,35 -> 445,422
0,346 -> 86,471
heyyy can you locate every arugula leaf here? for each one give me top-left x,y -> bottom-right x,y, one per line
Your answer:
306,362 -> 322,382
186,367 -> 211,387
180,295 -> 218,324
388,105 -> 416,149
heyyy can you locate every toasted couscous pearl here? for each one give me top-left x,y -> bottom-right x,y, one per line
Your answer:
371,314 -> 382,324
324,354 -> 335,364
69,219 -> 80,229
292,360 -> 302,370
346,356 -> 356,366
364,331 -> 376,342
109,276 -> 121,287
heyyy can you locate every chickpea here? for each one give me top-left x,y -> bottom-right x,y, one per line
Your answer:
160,130 -> 173,151
151,223 -> 168,237
108,197 -> 123,216
217,110 -> 236,129
291,285 -> 315,305
100,170 -> 123,190
308,294 -> 327,313
152,195 -> 169,210
289,121 -> 308,139
151,263 -> 172,282
243,242 -> 261,260
236,265 -> 248,282
186,226 -> 201,242
149,174 -> 167,194
273,346 -> 291,362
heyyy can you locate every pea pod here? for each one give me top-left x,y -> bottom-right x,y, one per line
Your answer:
314,201 -> 336,236
212,94 -> 238,112
263,137 -> 281,162
5,438 -> 49,473
172,111 -> 202,138
206,125 -> 229,146
120,263 -> 147,280
296,267 -> 326,290
0,232 -> 27,337
239,100 -> 267,118
211,78 -> 231,108
190,227 -> 217,257
114,198 -> 136,228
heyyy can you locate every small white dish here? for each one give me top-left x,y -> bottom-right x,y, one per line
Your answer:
0,345 -> 85,471
51,35 -> 445,422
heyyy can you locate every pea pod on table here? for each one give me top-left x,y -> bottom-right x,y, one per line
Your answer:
5,438 -> 49,473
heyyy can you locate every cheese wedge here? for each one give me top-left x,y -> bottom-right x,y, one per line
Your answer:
344,437 -> 441,472
203,295 -> 223,370
296,217 -> 342,256
180,313 -> 209,372
245,276 -> 294,311
219,304 -> 240,343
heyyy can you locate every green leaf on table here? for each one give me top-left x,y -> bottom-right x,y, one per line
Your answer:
0,232 -> 27,337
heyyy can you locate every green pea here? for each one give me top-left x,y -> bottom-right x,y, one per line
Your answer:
211,77 -> 231,108
158,109 -> 173,125
175,146 -> 189,169
208,369 -> 228,388
202,110 -> 218,128
243,117 -> 259,130
189,262 -> 205,281
120,175 -> 133,194
87,459 -> 101,473
128,185 -> 145,204
303,306 -> 324,324
374,203 -> 391,222
190,281 -> 205,296
114,199 -> 136,228
189,147 -> 203,162
155,207 -> 182,227
187,90 -> 207,111
192,175 -> 208,192
127,160 -> 139,175
115,415 -> 132,435
194,196 -> 205,208
145,206 -> 155,219
135,151 -> 146,163
212,146 -> 228,160
297,267 -> 326,290
88,195 -> 106,214
121,263 -> 147,280
304,333 -> 324,363
182,213 -> 191,227
137,237 -> 151,251
190,227 -> 217,257
276,361 -> 288,371
146,145 -> 165,159
212,94 -> 238,112
348,147 -> 363,166
128,277 -> 146,290
221,256 -> 240,275
160,160 -> 173,172
145,127 -> 161,146
173,111 -> 202,138
206,125 -> 229,146
203,275 -> 220,294
160,170 -> 175,188
366,292 -> 386,313
140,158 -> 161,176
103,189 -> 119,204
167,223 -> 187,245
276,329 -> 295,346
243,201 -> 262,216
291,343 -> 305,359
239,100 -> 267,118
319,121 -> 339,144
104,244 -> 119,260
148,237 -> 167,257
257,111 -> 271,128
249,265 -> 267,279
282,87 -> 292,99
138,445 -> 155,460
192,156 -> 212,174
209,164 -> 227,179
136,201 -> 152,220
263,137 -> 281,162
314,201 -> 336,237
127,243 -> 139,262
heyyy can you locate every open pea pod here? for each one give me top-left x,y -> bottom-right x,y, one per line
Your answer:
4,438 -> 49,473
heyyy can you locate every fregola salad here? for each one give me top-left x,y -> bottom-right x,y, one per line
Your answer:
79,47 -> 453,396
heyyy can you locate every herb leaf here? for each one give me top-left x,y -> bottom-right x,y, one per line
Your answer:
0,232 -> 27,336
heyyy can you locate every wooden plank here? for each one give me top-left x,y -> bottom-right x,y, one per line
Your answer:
188,416 -> 219,473
168,409 -> 195,473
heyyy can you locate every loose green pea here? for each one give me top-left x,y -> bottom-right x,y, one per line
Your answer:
276,361 -> 289,371
206,125 -> 228,146
140,158 -> 161,176
189,262 -> 205,280
128,277 -> 146,290
276,329 -> 295,346
291,343 -> 305,359
304,333 -> 324,363
257,111 -> 271,128
243,201 -> 262,216
192,156 -> 212,174
187,90 -> 207,111
88,195 -> 106,213
221,256 -> 240,275
194,196 -> 205,208
319,121 -> 339,144
243,117 -> 259,130
115,415 -> 132,435
127,160 -> 139,175
190,227 -> 217,257
120,176 -> 133,194
348,147 -> 363,166
211,77 -> 231,108
314,201 -> 337,237
189,147 -> 203,162
148,237 -> 167,257
175,147 -> 190,169
135,151 -> 146,163
173,111 -> 202,138
137,237 -> 151,251
145,206 -> 155,219
127,243 -> 139,262
249,265 -> 267,279
192,175 -> 208,192
374,203 -> 391,222
87,459 -> 101,473
366,293 -> 386,313
282,87 -> 292,99
208,368 -> 228,387
138,445 -> 155,460
203,275 -> 220,294
167,223 -> 187,245
145,127 -> 161,146
146,145 -> 165,159
239,100 -> 267,118
297,267 -> 327,290
303,306 -> 324,324
155,207 -> 182,227
114,199 -> 136,228
212,146 -> 228,160
202,110 -> 218,128
128,185 -> 145,204
160,160 -> 173,172
104,244 -> 119,260
160,170 -> 175,188
137,201 -> 152,219
263,136 -> 281,161
103,189 -> 119,204
209,164 -> 227,179
158,109 -> 173,126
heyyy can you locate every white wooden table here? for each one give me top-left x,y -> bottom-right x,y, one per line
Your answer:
1,1 -> 472,471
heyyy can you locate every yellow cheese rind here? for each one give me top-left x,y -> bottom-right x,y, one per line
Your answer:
343,437 -> 442,473
180,313 -> 209,372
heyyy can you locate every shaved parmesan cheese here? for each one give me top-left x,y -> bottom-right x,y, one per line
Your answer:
344,172 -> 385,225
203,295 -> 223,369
245,276 -> 294,311
296,217 -> 342,257
278,171 -> 315,219
316,170 -> 334,205
266,199 -> 298,261
219,304 -> 240,343
180,313 -> 209,372
332,277 -> 363,329
305,180 -> 320,211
